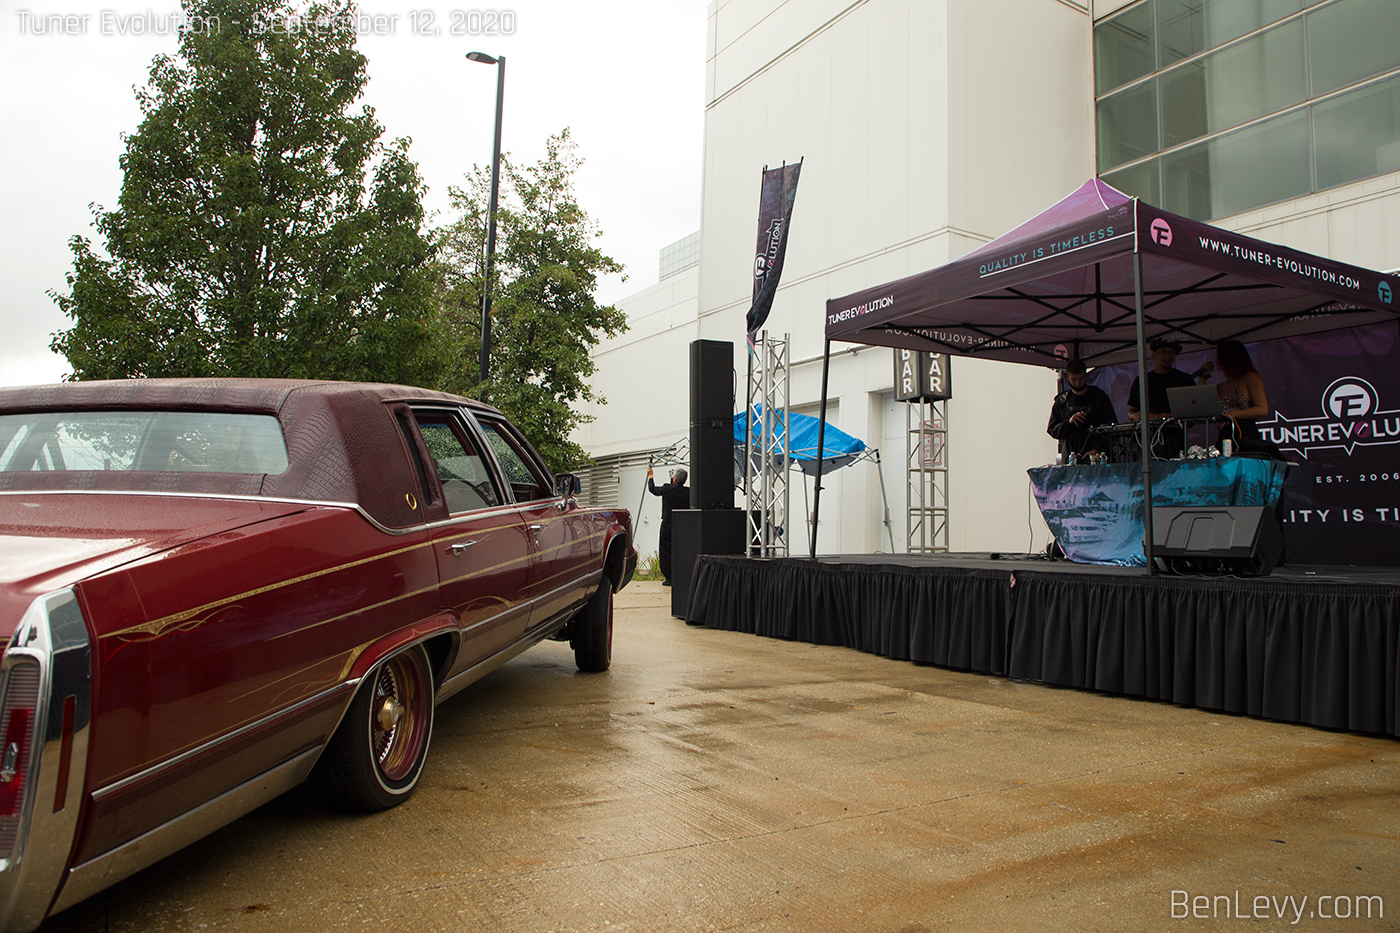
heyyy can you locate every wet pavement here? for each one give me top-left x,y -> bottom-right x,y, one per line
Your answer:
48,581 -> 1399,931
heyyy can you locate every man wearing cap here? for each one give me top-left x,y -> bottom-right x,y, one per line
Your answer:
1127,338 -> 1199,458
1047,358 -> 1118,461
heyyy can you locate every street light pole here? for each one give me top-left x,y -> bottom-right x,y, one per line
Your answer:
467,51 -> 505,389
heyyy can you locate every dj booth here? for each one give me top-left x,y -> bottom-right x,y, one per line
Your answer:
1080,418 -> 1220,464
1028,456 -> 1286,566
1094,421 -> 1150,463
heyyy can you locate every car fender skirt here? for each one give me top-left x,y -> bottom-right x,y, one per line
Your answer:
50,747 -> 320,918
74,684 -> 353,866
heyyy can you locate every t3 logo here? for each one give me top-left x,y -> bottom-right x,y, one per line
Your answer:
1325,377 -> 1377,419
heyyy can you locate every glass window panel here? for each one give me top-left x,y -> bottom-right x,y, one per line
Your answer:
1101,160 -> 1163,206
1098,80 -> 1160,171
0,411 -> 288,474
1160,62 -> 1208,146
1160,21 -> 1304,146
1158,0 -> 1300,65
1162,110 -> 1310,219
415,414 -> 501,513
1095,2 -> 1156,95
1314,74 -> 1400,189
1309,0 -> 1400,96
478,419 -> 551,503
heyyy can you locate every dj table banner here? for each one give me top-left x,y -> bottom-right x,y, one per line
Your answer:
1091,324 -> 1400,566
1030,458 -> 1286,565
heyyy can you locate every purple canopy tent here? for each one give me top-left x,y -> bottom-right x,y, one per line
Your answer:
812,180 -> 1400,564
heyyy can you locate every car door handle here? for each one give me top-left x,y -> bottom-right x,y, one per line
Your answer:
528,524 -> 544,534
446,541 -> 477,555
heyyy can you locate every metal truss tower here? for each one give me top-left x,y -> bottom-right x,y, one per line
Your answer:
744,332 -> 791,557
906,400 -> 949,552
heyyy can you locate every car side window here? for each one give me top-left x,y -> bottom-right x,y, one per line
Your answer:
0,410 -> 288,474
478,418 -> 551,503
412,412 -> 502,514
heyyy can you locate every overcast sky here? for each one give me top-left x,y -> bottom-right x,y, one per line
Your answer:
0,0 -> 707,387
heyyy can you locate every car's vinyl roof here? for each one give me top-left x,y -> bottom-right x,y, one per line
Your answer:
0,379 -> 505,528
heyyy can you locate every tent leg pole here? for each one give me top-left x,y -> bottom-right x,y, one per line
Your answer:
875,449 -> 896,553
811,340 -> 832,559
803,466 -> 811,542
1133,249 -> 1157,574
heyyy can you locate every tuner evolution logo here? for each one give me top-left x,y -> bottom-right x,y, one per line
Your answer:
1260,376 -> 1400,458
1149,218 -> 1173,247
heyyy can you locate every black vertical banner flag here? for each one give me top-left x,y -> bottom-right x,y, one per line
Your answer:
746,160 -> 802,337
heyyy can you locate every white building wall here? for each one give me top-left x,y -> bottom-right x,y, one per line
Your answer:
575,266 -> 700,461
576,267 -> 700,566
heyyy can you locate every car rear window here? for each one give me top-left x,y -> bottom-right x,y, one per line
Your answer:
0,411 -> 289,475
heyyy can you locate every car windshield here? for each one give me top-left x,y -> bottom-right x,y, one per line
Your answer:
0,410 -> 289,475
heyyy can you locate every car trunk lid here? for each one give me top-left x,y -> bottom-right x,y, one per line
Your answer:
0,492 -> 316,616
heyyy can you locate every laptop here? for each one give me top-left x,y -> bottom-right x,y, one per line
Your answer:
1166,384 -> 1222,419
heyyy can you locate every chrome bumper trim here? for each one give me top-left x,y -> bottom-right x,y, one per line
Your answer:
0,590 -> 93,933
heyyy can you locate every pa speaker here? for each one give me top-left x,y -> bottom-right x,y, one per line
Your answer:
689,340 -> 734,509
689,340 -> 733,423
1151,505 -> 1283,576
689,420 -> 734,509
671,508 -> 746,618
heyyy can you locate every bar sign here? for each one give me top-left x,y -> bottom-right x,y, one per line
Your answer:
894,348 -> 921,401
923,353 -> 952,400
893,350 -> 953,401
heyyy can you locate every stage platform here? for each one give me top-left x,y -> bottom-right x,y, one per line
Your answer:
685,553 -> 1400,739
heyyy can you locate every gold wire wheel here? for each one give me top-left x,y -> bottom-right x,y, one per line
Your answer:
371,651 -> 428,783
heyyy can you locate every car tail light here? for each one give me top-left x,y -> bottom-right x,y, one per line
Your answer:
0,663 -> 40,857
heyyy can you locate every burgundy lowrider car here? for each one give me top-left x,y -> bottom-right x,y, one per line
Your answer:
0,379 -> 636,930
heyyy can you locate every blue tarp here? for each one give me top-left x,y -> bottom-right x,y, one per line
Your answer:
734,405 -> 867,476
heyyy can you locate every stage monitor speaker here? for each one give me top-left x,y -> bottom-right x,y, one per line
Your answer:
689,340 -> 734,510
1151,505 -> 1283,576
671,508 -> 746,619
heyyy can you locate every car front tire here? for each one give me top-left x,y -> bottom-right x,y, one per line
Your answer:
572,576 -> 613,673
317,644 -> 434,811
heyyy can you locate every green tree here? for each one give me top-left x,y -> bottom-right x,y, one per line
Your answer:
436,129 -> 627,471
51,0 -> 443,385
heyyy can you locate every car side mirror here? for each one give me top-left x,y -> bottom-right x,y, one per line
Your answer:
555,472 -> 581,501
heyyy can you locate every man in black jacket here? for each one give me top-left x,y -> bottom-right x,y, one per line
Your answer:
646,466 -> 689,586
1047,358 -> 1118,460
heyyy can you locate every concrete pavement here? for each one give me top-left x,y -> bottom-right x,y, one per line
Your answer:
48,581 -> 1398,931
